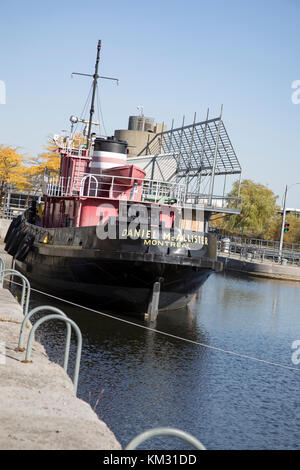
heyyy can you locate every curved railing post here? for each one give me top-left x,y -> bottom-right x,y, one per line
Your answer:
80,174 -> 99,196
22,314 -> 82,395
1,269 -> 26,307
125,427 -> 206,450
17,305 -> 71,372
0,269 -> 30,317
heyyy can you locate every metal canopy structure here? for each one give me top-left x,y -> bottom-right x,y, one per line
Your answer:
138,116 -> 241,177
127,108 -> 242,212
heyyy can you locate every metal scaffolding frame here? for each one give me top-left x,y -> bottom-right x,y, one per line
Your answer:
128,108 -> 242,211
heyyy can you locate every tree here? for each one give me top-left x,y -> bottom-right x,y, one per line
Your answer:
0,133 -> 87,212
224,179 -> 279,238
28,132 -> 86,183
288,214 -> 300,244
28,136 -> 61,178
266,212 -> 300,244
263,213 -> 282,241
0,145 -> 31,210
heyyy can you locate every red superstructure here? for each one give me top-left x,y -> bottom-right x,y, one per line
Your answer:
42,135 -> 185,230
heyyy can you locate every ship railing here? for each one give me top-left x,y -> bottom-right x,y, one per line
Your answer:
43,173 -> 240,210
141,179 -> 186,204
55,136 -> 89,159
75,172 -> 187,205
79,174 -> 99,197
216,234 -> 300,265
44,175 -> 72,197
53,135 -> 86,151
62,147 -> 90,159
185,192 -> 241,210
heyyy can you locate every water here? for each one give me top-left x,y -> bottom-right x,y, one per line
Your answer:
21,271 -> 300,450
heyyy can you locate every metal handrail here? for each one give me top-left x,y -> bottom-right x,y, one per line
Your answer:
217,239 -> 300,266
217,233 -> 300,253
125,427 -> 206,450
0,269 -> 30,317
17,306 -> 71,371
187,193 -> 241,207
55,136 -> 89,158
22,314 -> 82,395
45,175 -> 71,197
79,174 -> 99,196
45,172 -> 186,204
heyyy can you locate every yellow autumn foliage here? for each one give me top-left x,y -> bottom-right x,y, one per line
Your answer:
0,133 -> 87,208
0,145 -> 32,207
28,132 -> 86,178
28,137 -> 61,177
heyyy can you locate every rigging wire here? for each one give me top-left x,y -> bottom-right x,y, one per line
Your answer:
80,83 -> 93,121
5,277 -> 300,374
96,83 -> 107,136
71,83 -> 93,138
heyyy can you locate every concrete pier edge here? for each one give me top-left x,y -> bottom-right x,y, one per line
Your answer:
218,254 -> 300,281
0,242 -> 121,449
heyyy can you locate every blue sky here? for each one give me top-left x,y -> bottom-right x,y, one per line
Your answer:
1,0 -> 300,207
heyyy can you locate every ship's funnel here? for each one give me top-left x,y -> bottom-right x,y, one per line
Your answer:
91,137 -> 127,172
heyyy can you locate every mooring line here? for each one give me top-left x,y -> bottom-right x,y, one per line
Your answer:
5,278 -> 300,373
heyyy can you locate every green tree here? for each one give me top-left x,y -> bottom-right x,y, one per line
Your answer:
267,213 -> 300,244
263,213 -> 282,241
224,179 -> 279,238
289,215 -> 300,244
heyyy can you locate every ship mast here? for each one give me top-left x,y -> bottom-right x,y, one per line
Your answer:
72,40 -> 119,155
86,39 -> 101,152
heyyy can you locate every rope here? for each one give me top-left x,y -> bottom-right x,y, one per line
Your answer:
5,277 -> 300,373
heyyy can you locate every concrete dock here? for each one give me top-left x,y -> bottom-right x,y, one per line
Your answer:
0,229 -> 122,450
0,286 -> 121,450
218,253 -> 300,281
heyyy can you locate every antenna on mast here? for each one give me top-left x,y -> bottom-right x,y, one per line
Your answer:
71,40 -> 119,154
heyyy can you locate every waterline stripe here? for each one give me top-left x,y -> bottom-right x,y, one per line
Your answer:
6,279 -> 300,373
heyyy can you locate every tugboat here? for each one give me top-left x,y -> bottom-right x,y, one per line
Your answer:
4,41 -> 242,318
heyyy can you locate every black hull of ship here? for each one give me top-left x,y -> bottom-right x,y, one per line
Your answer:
15,254 -> 212,315
7,220 -> 222,316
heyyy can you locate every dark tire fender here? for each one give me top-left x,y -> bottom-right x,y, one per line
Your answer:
7,231 -> 27,257
4,215 -> 22,245
15,233 -> 35,262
